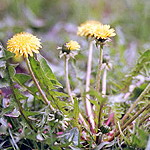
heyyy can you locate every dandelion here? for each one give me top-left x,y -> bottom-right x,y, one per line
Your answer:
7,32 -> 54,110
77,20 -> 101,38
94,24 -> 116,45
7,32 -> 42,57
58,40 -> 80,58
77,21 -> 116,44
95,24 -> 116,93
77,21 -> 116,134
57,40 -> 88,130
77,21 -> 103,132
65,40 -> 80,51
94,24 -> 115,138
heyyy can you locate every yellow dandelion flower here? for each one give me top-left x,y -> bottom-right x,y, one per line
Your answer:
7,32 -> 42,58
77,20 -> 101,38
77,21 -> 116,43
58,40 -> 80,58
93,24 -> 116,40
65,40 -> 80,51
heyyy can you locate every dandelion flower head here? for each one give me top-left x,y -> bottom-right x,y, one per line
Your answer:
7,32 -> 42,57
77,21 -> 116,42
77,20 -> 101,38
94,24 -> 116,40
58,40 -> 80,58
65,40 -> 80,51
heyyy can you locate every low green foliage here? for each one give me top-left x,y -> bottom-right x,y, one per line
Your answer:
0,35 -> 149,150
0,46 -> 80,149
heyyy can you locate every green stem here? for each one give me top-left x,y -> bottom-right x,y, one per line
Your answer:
96,45 -> 103,93
25,58 -> 54,111
98,66 -> 107,125
139,114 -> 149,126
121,83 -> 150,123
96,103 -> 104,144
108,103 -> 150,142
117,121 -> 130,144
102,65 -> 107,96
6,62 -> 37,132
95,45 -> 104,143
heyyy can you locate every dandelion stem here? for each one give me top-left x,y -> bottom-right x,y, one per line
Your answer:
64,56 -> 89,129
95,44 -> 104,143
96,64 -> 107,144
25,57 -> 54,111
64,56 -> 74,103
102,65 -> 107,96
97,65 -> 107,127
121,83 -> 150,123
85,41 -> 95,132
96,45 -> 103,93
6,62 -> 37,132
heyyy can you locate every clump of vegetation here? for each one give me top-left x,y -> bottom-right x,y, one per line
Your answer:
0,18 -> 149,150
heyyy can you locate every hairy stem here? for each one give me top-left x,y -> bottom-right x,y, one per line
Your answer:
85,41 -> 95,132
121,83 -> 150,123
64,56 -> 89,130
96,45 -> 103,92
6,62 -> 37,132
25,58 -> 54,111
65,56 -> 74,103
108,103 -> 150,142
